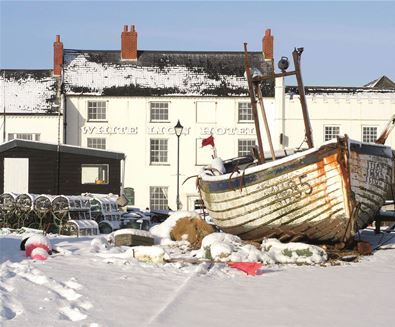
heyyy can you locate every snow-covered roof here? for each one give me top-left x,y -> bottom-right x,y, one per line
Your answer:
63,50 -> 274,97
0,70 -> 60,114
0,139 -> 125,160
285,85 -> 395,95
364,75 -> 395,89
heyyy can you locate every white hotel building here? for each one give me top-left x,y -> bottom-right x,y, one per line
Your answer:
1,26 -> 394,211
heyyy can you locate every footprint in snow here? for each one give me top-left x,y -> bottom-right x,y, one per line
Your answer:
0,263 -> 24,322
59,305 -> 87,322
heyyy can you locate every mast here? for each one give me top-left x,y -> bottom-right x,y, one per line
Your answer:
255,84 -> 276,160
244,43 -> 265,164
292,48 -> 314,148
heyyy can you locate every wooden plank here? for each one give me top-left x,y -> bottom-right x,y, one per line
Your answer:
115,233 -> 154,247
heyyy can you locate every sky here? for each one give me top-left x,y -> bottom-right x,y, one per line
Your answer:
0,1 -> 394,86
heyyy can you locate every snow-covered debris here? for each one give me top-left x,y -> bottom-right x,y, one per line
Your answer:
261,238 -> 327,264
113,228 -> 153,238
196,233 -> 274,264
201,232 -> 242,249
90,236 -> 110,253
25,234 -> 52,257
130,246 -> 170,264
149,210 -> 201,245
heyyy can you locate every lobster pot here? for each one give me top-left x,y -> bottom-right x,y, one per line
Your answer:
0,192 -> 18,212
89,197 -> 112,221
15,193 -> 37,213
63,219 -> 99,236
67,195 -> 91,220
34,195 -> 55,214
52,195 -> 69,215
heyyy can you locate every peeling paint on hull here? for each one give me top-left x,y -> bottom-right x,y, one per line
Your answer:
199,137 -> 393,244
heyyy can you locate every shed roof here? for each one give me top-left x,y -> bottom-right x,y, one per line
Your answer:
0,139 -> 125,160
63,49 -> 274,97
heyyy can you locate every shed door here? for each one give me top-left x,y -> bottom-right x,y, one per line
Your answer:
4,158 -> 29,193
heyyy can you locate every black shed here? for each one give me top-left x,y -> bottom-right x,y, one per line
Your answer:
0,140 -> 125,195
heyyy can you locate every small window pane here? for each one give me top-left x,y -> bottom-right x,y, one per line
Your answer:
150,139 -> 168,164
7,133 -> 40,141
150,186 -> 168,210
88,101 -> 107,121
324,126 -> 340,142
238,139 -> 256,157
150,102 -> 169,121
238,102 -> 253,122
81,164 -> 109,184
362,126 -> 377,143
87,138 -> 106,150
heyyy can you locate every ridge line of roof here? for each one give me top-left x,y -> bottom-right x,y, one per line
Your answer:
64,49 -> 262,54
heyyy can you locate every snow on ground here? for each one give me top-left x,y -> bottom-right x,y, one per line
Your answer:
0,225 -> 394,327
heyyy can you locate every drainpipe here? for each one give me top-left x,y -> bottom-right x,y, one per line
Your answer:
2,70 -> 6,143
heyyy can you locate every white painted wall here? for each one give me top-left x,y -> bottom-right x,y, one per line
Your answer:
274,80 -> 395,150
0,115 -> 62,144
66,96 -> 276,210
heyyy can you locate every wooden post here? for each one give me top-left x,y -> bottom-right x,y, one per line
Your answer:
255,84 -> 276,161
244,43 -> 265,164
292,48 -> 314,148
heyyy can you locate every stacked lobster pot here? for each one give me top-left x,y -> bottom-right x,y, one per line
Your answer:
54,195 -> 98,236
15,193 -> 38,229
0,192 -> 18,228
33,194 -> 56,232
87,193 -> 122,234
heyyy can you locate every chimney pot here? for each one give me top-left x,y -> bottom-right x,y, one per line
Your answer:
121,24 -> 138,61
262,28 -> 274,60
124,25 -> 128,32
53,35 -> 64,76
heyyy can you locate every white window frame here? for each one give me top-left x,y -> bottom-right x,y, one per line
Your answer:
150,102 -> 169,122
87,137 -> 106,150
8,133 -> 40,141
81,164 -> 109,185
238,102 -> 253,122
150,139 -> 168,165
87,101 -> 107,121
362,126 -> 378,143
324,125 -> 340,142
149,186 -> 168,210
238,139 -> 256,157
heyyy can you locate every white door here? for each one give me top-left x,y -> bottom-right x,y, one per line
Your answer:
4,158 -> 29,193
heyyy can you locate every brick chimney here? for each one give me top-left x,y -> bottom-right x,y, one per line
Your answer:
53,35 -> 63,76
121,25 -> 138,60
262,29 -> 273,61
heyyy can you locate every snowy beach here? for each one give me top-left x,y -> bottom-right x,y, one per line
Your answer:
1,225 -> 394,327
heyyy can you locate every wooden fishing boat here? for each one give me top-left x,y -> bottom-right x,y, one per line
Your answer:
197,44 -> 394,245
198,137 -> 393,244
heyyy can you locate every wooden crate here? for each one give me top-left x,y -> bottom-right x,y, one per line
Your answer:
115,233 -> 154,247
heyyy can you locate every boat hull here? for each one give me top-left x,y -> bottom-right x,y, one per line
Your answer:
199,138 -> 393,244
